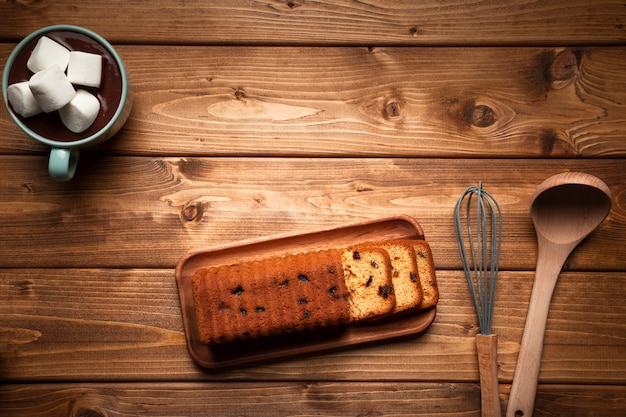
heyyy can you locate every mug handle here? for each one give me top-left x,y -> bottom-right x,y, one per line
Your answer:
48,147 -> 79,181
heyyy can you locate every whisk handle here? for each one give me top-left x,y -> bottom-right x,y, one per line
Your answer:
476,334 -> 502,417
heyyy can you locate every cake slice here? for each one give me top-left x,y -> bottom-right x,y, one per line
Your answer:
409,240 -> 439,310
340,246 -> 394,321
364,240 -> 423,314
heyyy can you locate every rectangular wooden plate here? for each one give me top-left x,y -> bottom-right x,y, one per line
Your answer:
175,215 -> 437,369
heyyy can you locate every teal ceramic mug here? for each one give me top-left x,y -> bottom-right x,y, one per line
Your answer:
2,25 -> 132,181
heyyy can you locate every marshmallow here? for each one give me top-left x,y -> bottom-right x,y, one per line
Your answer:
26,36 -> 70,73
59,89 -> 100,133
29,65 -> 76,113
6,81 -> 43,117
67,51 -> 103,88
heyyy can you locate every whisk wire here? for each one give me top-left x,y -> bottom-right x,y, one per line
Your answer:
454,181 -> 502,335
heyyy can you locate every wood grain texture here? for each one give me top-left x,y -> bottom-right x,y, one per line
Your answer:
1,382 -> 625,417
1,0 -> 625,46
0,157 -> 623,269
0,383 -> 481,417
3,45 -> 626,157
1,2 -> 625,415
2,269 -> 625,383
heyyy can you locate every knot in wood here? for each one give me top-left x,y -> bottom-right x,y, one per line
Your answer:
12,279 -> 34,294
550,50 -> 578,81
538,128 -> 576,156
234,89 -> 246,100
470,105 -> 496,128
384,101 -> 402,119
181,201 -> 205,222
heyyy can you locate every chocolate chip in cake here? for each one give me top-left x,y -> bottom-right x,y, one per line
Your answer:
370,261 -> 378,268
240,307 -> 247,316
410,272 -> 418,282
417,250 -> 427,258
231,285 -> 244,296
279,279 -> 289,287
254,306 -> 266,313
365,275 -> 373,287
328,285 -> 339,299
378,284 -> 393,299
303,310 -> 312,319
298,298 -> 308,305
353,251 -> 361,260
298,274 -> 309,282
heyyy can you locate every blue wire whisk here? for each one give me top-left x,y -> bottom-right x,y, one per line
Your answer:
453,181 -> 502,417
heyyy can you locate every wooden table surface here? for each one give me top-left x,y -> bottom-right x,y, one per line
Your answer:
2,1 -> 626,416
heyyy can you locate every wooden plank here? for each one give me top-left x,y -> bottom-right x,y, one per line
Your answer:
0,383 -> 622,416
2,269 -> 625,382
0,156 -> 623,269
1,382 -> 625,417
0,382 -> 481,417
3,45 -> 626,157
1,0 -> 625,46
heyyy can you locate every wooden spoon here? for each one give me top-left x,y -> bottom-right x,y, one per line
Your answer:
506,172 -> 612,417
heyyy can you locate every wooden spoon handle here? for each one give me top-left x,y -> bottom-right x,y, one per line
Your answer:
476,334 -> 502,417
506,248 -> 567,417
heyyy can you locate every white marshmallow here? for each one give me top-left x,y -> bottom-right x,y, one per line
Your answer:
26,36 -> 70,73
29,65 -> 76,113
59,89 -> 100,133
67,51 -> 103,88
6,81 -> 43,117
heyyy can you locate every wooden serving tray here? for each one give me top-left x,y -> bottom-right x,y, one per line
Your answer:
175,215 -> 437,369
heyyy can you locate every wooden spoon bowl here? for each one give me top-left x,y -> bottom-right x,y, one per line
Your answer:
531,172 -> 612,246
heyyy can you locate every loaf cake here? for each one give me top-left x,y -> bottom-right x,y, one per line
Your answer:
192,249 -> 352,345
340,246 -> 395,321
191,239 -> 438,346
362,240 -> 422,314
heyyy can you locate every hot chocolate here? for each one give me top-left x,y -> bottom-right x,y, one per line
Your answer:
6,30 -> 123,143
